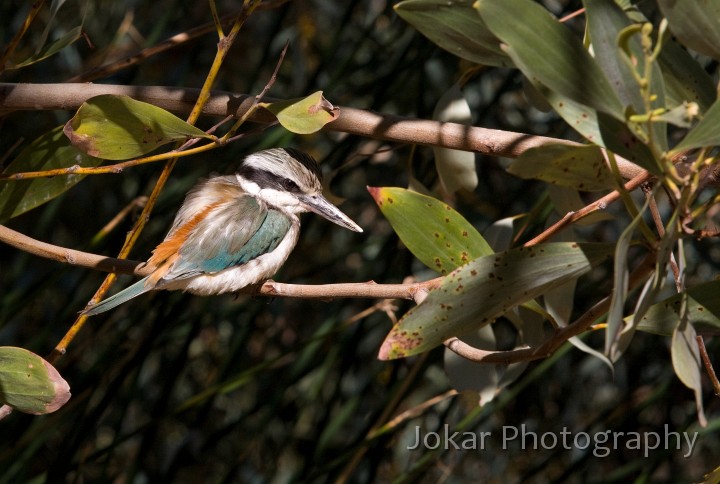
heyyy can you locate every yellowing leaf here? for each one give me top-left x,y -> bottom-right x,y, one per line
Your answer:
265,91 -> 339,134
368,186 -> 492,274
64,94 -> 212,160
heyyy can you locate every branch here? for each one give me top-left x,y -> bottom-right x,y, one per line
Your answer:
0,83 -> 645,180
0,224 -> 437,304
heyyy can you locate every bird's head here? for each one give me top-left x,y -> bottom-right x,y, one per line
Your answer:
235,148 -> 362,232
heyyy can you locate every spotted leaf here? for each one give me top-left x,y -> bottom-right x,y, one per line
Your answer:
378,242 -> 613,359
368,186 -> 492,274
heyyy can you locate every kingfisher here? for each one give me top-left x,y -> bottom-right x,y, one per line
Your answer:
83,148 -> 362,315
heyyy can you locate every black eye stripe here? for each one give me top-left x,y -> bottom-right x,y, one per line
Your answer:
237,166 -> 302,193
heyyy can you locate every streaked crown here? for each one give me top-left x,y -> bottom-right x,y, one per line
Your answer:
236,147 -> 323,197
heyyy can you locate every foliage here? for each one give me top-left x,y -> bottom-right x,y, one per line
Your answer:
0,0 -> 718,482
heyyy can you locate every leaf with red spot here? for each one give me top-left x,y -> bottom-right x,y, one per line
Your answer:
378,242 -> 613,360
368,186 -> 492,274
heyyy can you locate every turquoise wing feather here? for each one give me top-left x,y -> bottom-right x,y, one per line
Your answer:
161,196 -> 292,281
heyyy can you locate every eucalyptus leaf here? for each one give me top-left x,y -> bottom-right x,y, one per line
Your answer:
444,325 -> 499,405
432,84 -> 478,193
64,94 -> 212,160
0,126 -> 103,222
0,347 -> 71,415
379,242 -> 614,359
583,0 -> 667,151
265,91 -> 339,134
634,281 -> 720,336
657,0 -> 720,61
394,0 -> 511,67
9,26 -> 83,69
476,0 -> 623,118
508,143 -> 614,191
658,39 -> 716,113
367,186 -> 492,274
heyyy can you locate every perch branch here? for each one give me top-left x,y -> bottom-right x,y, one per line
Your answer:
0,83 -> 645,180
0,224 -> 437,304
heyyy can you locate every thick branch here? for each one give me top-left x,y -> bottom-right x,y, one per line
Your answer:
0,224 -> 436,303
0,83 -> 645,179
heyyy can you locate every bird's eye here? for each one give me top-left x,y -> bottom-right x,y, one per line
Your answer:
281,178 -> 300,192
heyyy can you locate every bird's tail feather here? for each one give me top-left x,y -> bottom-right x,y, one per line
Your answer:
82,277 -> 154,316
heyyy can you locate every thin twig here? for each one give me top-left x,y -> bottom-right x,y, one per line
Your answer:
697,335 -> 720,395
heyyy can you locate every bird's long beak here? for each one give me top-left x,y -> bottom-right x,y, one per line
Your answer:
300,194 -> 363,232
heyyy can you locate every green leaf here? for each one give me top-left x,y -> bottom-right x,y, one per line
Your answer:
476,0 -> 623,118
507,143 -> 614,191
368,187 -> 492,274
9,26 -> 83,69
378,242 -> 614,359
657,0 -> 720,61
672,98 -> 720,153
583,0 -> 667,151
658,39 -> 716,113
432,84 -> 478,193
394,0 -> 512,67
0,347 -> 71,415
64,94 -> 212,160
264,91 -> 339,134
0,126 -> 103,222
635,281 -> 720,336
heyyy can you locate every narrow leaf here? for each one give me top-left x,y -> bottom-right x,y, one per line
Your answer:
0,347 -> 71,415
658,39 -> 716,113
432,84 -> 478,193
9,26 -> 83,69
657,0 -> 720,61
368,187 -> 492,274
394,0 -> 511,67
508,143 -> 614,191
265,91 -> 339,134
64,94 -> 212,160
634,281 -> 720,336
0,126 -> 103,222
476,0 -> 623,118
379,242 -> 614,359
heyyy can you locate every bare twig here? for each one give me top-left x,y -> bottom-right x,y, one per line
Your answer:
0,224 -> 438,303
697,335 -> 720,395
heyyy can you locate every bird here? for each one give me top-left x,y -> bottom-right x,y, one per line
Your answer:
83,148 -> 362,315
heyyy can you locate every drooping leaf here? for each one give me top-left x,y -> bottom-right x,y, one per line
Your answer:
547,185 -> 613,226
507,143 -> 614,191
394,0 -> 511,67
634,281 -> 720,336
657,0 -> 720,61
64,94 -> 212,160
378,242 -> 614,359
264,91 -> 339,134
476,0 -> 624,118
0,347 -> 71,415
0,126 -> 103,222
368,187 -> 492,274
432,84 -> 478,193
671,300 -> 707,426
9,26 -> 83,69
672,98 -> 720,154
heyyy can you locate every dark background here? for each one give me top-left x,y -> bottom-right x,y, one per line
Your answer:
0,1 -> 717,481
